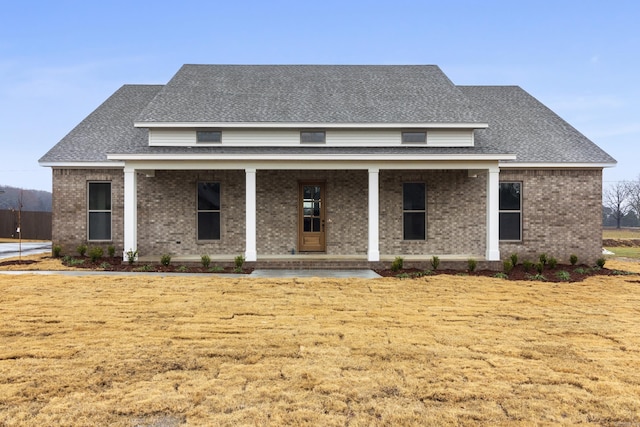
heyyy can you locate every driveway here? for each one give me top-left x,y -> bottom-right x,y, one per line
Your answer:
0,242 -> 52,260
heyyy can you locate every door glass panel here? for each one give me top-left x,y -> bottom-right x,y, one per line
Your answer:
302,185 -> 322,233
304,217 -> 312,232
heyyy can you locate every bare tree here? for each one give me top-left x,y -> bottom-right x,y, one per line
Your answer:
626,175 -> 640,223
603,182 -> 630,229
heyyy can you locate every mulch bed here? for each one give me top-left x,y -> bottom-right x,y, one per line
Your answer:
61,257 -> 253,274
0,260 -> 37,267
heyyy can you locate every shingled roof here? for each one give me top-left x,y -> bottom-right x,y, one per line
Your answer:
39,65 -> 616,166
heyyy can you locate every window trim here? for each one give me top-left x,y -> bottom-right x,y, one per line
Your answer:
87,181 -> 112,242
196,129 -> 222,143
499,181 -> 522,242
401,130 -> 427,144
402,182 -> 427,241
196,181 -> 221,241
300,130 -> 326,144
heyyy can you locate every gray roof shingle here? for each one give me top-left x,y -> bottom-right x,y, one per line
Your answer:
135,65 -> 481,124
39,65 -> 616,166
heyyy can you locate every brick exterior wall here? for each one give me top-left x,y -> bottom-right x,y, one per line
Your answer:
499,169 -> 603,264
379,170 -> 487,256
52,168 -> 124,255
51,167 -> 604,264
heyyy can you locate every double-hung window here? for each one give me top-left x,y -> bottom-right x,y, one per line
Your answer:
88,182 -> 111,241
403,182 -> 426,240
197,182 -> 221,240
499,182 -> 522,241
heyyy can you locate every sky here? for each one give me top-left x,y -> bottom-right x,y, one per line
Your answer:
1,0 -> 638,192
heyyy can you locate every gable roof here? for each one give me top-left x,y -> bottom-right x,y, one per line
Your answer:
39,65 -> 616,166
135,64 -> 483,124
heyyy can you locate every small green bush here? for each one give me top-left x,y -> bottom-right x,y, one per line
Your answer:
391,256 -> 404,272
234,255 -> 245,269
596,257 -> 606,268
494,272 -> 509,279
177,265 -> 188,272
539,253 -> 548,266
107,245 -> 116,258
503,260 -> 513,274
548,257 -> 558,269
135,264 -> 154,272
396,273 -> 410,279
569,254 -> 578,266
431,256 -> 440,271
574,267 -> 588,274
89,246 -> 104,263
126,249 -> 138,264
100,262 -> 111,270
523,260 -> 534,272
467,258 -> 477,273
52,245 -> 62,258
510,253 -> 518,267
76,244 -> 87,257
209,265 -> 224,273
527,273 -> 547,282
535,262 -> 544,274
160,254 -> 172,266
556,271 -> 571,281
201,254 -> 211,268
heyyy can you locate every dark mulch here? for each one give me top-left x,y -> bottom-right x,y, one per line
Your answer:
0,260 -> 37,267
374,264 -> 637,283
60,257 -> 253,274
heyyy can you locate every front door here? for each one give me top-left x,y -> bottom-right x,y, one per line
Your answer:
298,183 -> 326,252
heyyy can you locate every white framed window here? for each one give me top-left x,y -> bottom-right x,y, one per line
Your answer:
197,182 -> 221,240
300,130 -> 326,143
88,182 -> 111,241
196,130 -> 222,143
402,131 -> 427,143
403,182 -> 426,240
499,182 -> 522,241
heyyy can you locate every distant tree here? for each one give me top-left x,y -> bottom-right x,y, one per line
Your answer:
603,182 -> 630,229
627,175 -> 640,224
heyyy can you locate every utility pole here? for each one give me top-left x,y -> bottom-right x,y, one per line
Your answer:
17,190 -> 23,262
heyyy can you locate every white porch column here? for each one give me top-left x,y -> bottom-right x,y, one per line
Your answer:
486,167 -> 500,261
368,168 -> 380,262
245,168 -> 257,262
123,166 -> 138,260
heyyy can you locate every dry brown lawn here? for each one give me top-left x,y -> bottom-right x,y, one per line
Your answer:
1,262 -> 640,426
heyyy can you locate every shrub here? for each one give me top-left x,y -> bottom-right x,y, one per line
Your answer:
396,273 -> 410,279
467,258 -> 477,273
209,265 -> 224,273
391,256 -> 404,272
527,273 -> 546,282
596,257 -> 606,268
201,254 -> 211,268
556,271 -> 571,281
126,249 -> 138,264
503,260 -> 513,274
100,262 -> 111,270
535,262 -> 544,274
234,255 -> 245,269
107,245 -> 116,258
510,253 -> 518,267
494,272 -> 509,279
177,265 -> 188,272
538,253 -> 548,266
574,267 -> 588,274
569,254 -> 578,266
89,246 -> 104,263
135,264 -> 154,272
548,257 -> 558,269
160,254 -> 171,266
76,244 -> 87,257
523,260 -> 534,272
431,256 -> 440,271
52,245 -> 62,258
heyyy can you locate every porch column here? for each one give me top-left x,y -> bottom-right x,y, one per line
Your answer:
123,166 -> 138,260
486,166 -> 500,261
368,168 -> 380,262
245,168 -> 257,262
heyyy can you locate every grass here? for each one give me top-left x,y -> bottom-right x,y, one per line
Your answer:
603,227 -> 640,239
1,265 -> 640,425
605,246 -> 640,259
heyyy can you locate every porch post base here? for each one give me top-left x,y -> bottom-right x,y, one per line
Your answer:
485,249 -> 501,261
245,250 -> 257,262
367,250 -> 380,262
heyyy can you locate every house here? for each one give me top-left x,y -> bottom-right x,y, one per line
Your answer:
39,65 -> 616,268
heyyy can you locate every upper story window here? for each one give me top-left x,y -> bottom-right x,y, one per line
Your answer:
402,131 -> 427,143
196,130 -> 222,143
300,131 -> 326,144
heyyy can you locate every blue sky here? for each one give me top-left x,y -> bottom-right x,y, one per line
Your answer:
1,0 -> 638,191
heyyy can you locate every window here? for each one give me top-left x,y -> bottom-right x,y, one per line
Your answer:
300,131 -> 326,143
88,182 -> 111,241
499,182 -> 522,241
402,131 -> 427,143
403,183 -> 426,240
196,130 -> 221,143
197,182 -> 221,240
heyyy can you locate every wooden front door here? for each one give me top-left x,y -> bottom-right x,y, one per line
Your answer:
298,183 -> 326,252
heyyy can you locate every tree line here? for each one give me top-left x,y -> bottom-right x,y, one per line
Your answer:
0,185 -> 52,212
603,177 -> 640,228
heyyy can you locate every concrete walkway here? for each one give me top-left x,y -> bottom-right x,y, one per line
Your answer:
0,269 -> 381,279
